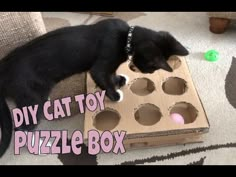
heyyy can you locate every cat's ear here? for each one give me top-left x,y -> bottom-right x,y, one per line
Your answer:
172,41 -> 189,56
158,60 -> 173,72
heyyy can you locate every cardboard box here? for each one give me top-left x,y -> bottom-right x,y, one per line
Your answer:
84,56 -> 210,150
90,12 -> 113,16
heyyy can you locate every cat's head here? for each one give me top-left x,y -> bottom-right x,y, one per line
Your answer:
130,31 -> 189,73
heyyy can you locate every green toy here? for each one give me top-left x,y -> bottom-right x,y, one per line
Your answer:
204,50 -> 219,62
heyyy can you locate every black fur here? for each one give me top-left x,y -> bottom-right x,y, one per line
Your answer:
131,27 -> 189,73
0,18 -> 188,157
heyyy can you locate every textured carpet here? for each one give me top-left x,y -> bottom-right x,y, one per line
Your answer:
1,12 -> 236,165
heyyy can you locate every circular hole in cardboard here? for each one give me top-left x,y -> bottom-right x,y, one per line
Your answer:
167,56 -> 182,70
130,78 -> 155,96
170,102 -> 198,124
134,104 -> 162,126
93,109 -> 120,131
162,77 -> 187,95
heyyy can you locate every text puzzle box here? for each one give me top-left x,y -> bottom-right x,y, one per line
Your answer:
84,56 -> 210,150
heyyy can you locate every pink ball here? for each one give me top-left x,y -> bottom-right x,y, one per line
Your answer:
170,113 -> 185,125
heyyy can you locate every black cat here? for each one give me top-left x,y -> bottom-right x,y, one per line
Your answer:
0,18 -> 188,157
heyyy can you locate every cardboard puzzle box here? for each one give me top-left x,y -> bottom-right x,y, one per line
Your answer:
84,56 -> 210,150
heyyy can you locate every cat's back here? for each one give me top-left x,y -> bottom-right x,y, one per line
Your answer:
19,18 -> 128,51
7,25 -> 90,55
93,18 -> 129,34
0,19 -> 130,80
0,25 -> 88,73
2,19 -> 128,61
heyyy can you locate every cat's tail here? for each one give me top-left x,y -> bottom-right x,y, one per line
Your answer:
0,94 -> 13,158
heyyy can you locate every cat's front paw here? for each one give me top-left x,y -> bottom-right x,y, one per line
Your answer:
118,76 -> 126,88
117,74 -> 129,88
116,89 -> 123,102
107,90 -> 121,102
